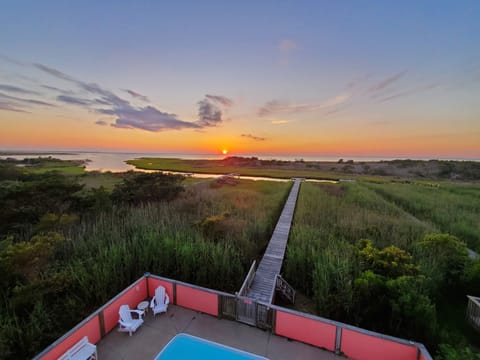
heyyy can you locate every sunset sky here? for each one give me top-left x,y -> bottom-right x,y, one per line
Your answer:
1,1 -> 479,158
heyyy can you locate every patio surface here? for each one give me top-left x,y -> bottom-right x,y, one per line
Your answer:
98,304 -> 342,360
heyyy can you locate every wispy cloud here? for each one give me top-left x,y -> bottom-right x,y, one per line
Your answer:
107,106 -> 199,131
346,74 -> 370,90
343,70 -> 439,106
80,83 -> 131,108
33,62 -> 210,132
42,85 -> 74,95
0,92 -> 55,107
34,64 -> 134,109
57,95 -> 93,106
0,84 -> 41,95
0,100 -> 29,113
241,133 -> 266,141
197,94 -> 233,127
33,63 -> 76,82
368,71 -> 406,93
0,54 -> 26,66
205,94 -> 233,107
376,83 -> 440,103
323,107 -> 345,116
123,89 -> 149,102
7,60 -> 235,133
271,119 -> 290,125
258,94 -> 350,116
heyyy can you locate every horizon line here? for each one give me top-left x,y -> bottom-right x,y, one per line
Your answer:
1,148 -> 479,162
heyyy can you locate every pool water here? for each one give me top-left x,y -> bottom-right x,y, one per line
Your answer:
155,334 -> 269,360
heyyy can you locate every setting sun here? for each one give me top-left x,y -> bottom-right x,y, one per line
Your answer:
222,149 -> 228,155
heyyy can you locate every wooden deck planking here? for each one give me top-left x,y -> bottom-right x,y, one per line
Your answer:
246,178 -> 302,303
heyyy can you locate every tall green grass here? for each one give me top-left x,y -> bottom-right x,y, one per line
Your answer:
63,180 -> 290,294
283,180 -> 480,352
1,179 -> 290,359
284,181 -> 431,298
363,182 -> 480,251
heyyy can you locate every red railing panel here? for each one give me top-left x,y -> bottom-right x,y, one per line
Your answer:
102,278 -> 148,333
39,316 -> 100,360
275,310 -> 336,351
341,329 -> 417,360
147,277 -> 174,300
176,284 -> 218,316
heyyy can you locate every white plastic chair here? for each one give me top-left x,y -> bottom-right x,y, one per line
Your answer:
118,304 -> 144,336
150,286 -> 170,316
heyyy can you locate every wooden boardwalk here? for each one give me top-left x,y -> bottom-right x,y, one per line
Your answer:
246,178 -> 302,303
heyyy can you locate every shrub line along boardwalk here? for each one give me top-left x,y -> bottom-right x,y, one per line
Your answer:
246,178 -> 302,303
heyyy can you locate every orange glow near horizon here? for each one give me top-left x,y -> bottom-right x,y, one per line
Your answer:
0,111 -> 479,159
1,126 -> 479,159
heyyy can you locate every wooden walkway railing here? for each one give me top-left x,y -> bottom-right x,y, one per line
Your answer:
275,275 -> 296,304
246,178 -> 302,303
237,261 -> 256,297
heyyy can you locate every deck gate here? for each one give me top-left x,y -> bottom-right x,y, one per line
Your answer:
236,296 -> 257,326
235,296 -> 272,329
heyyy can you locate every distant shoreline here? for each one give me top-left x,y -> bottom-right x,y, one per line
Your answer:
0,151 -> 79,156
0,150 -> 478,162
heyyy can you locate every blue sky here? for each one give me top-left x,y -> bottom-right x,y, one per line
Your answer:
1,1 -> 479,157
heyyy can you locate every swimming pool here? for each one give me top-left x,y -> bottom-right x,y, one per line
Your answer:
154,333 -> 270,360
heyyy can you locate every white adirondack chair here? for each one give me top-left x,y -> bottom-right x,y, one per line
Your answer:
150,286 -> 170,316
118,304 -> 144,336
58,336 -> 97,360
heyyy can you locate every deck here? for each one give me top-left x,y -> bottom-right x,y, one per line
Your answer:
247,179 -> 302,303
35,274 -> 433,360
97,304 -> 339,360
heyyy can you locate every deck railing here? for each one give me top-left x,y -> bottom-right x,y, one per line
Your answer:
269,304 -> 432,360
33,276 -> 148,360
34,273 -> 433,360
467,295 -> 480,332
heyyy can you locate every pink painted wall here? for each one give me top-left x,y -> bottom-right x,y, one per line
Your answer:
176,284 -> 218,316
39,316 -> 101,360
148,277 -> 174,301
275,310 -> 336,351
341,329 -> 417,360
102,278 -> 147,333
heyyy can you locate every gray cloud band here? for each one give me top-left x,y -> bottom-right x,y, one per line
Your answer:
33,63 -> 233,132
